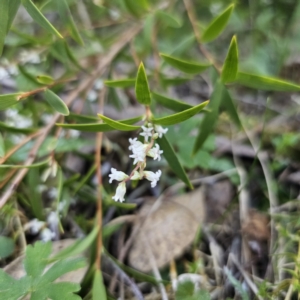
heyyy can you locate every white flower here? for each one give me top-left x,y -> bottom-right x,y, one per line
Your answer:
109,168 -> 129,183
40,228 -> 55,242
129,151 -> 146,165
29,219 -> 45,234
140,126 -> 153,142
147,144 -> 163,161
47,212 -> 59,227
128,138 -> 143,151
154,125 -> 168,138
112,182 -> 126,202
131,171 -> 142,180
129,142 -> 148,164
144,170 -> 162,188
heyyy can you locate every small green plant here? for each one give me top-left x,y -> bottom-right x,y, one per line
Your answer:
175,280 -> 210,300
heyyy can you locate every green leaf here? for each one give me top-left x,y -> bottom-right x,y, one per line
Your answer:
0,121 -> 37,134
152,101 -> 209,125
193,80 -> 224,154
157,135 -> 193,189
123,0 -> 149,17
135,62 -> 151,105
0,157 -> 50,169
50,226 -> 99,261
155,10 -> 182,28
53,0 -> 83,45
7,0 -> 21,33
221,88 -> 241,128
43,89 -> 70,116
92,270 -> 107,300
236,72 -> 300,91
105,78 -> 136,88
160,54 -> 211,74
175,280 -> 195,300
221,35 -> 238,83
201,4 -> 234,43
97,114 -> 140,131
152,92 -> 192,112
0,0 -> 9,56
0,133 -> 5,157
0,236 -> 15,259
36,74 -> 55,85
21,0 -> 63,38
0,93 -> 21,110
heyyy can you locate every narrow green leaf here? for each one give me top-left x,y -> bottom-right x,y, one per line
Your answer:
0,157 -> 50,169
160,54 -> 211,74
98,115 -> 140,131
92,270 -> 107,300
43,89 -> 69,116
160,76 -> 191,87
221,88 -> 241,128
53,0 -> 84,45
157,135 -> 193,189
0,93 -> 21,110
155,10 -> 182,28
0,133 -> 5,157
0,121 -> 37,134
63,41 -> 85,71
57,116 -> 143,132
106,200 -> 137,210
36,75 -> 54,85
21,0 -> 63,39
105,79 -> 136,88
236,72 -> 300,91
50,226 -> 99,261
135,62 -> 151,105
0,236 -> 15,259
152,101 -> 209,126
7,0 -> 21,32
201,4 -> 234,43
0,0 -> 9,56
152,92 -> 193,112
123,0 -> 149,17
193,80 -> 224,154
221,35 -> 238,83
67,113 -> 99,122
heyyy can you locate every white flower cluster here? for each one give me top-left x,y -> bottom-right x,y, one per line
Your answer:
109,124 -> 168,202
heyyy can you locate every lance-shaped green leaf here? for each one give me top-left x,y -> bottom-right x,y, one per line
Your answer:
193,80 -> 224,154
123,0 -> 149,17
0,133 -> 5,157
98,114 -> 140,131
0,157 -> 50,169
0,0 -> 9,56
43,89 -> 69,116
152,92 -> 192,112
53,0 -> 83,45
160,54 -> 211,74
105,78 -> 136,88
236,72 -> 300,91
7,0 -> 21,33
157,135 -> 193,189
201,4 -> 234,43
152,101 -> 209,126
155,10 -> 182,28
56,116 -> 143,132
221,88 -> 241,128
92,270 -> 107,300
21,0 -> 63,39
0,121 -> 37,134
221,35 -> 238,83
0,93 -> 22,110
36,74 -> 54,85
135,62 -> 151,105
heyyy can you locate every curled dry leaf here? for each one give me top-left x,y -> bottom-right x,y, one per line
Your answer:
128,186 -> 206,272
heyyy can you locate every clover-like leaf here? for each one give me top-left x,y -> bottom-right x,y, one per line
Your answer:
97,114 -> 140,131
160,54 -> 211,74
221,35 -> 238,83
135,62 -> 151,105
201,4 -> 234,43
152,101 -> 209,126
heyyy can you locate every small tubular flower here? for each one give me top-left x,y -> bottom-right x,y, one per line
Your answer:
154,125 -> 168,138
140,125 -> 153,142
112,182 -> 126,202
109,168 -> 129,183
147,143 -> 163,161
144,170 -> 162,188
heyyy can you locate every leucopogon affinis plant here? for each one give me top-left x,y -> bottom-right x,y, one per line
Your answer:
99,62 -> 210,202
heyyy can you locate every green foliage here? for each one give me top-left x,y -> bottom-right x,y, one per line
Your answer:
152,92 -> 193,112
160,54 -> 211,74
201,4 -> 234,43
92,270 -> 107,300
0,0 -> 9,56
43,89 -> 70,116
0,242 -> 86,300
155,10 -> 182,28
221,35 -> 238,83
0,93 -> 21,110
0,236 -> 15,259
97,114 -> 141,131
105,79 -> 136,88
175,280 -> 211,300
135,62 -> 152,105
